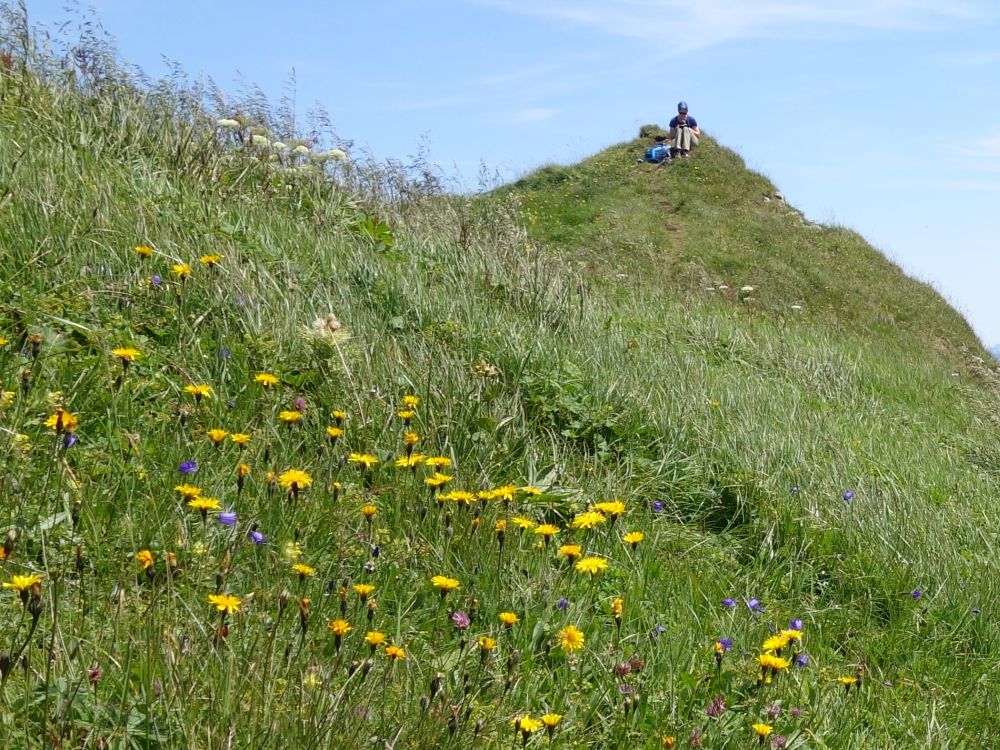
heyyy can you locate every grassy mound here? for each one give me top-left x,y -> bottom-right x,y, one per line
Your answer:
1,11 -> 999,748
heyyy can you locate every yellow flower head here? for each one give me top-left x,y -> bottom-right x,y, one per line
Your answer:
611,597 -> 623,618
136,550 -> 154,570
425,455 -> 452,471
199,254 -> 222,266
254,373 -> 279,387
134,245 -> 153,257
184,384 -> 213,400
575,556 -> 609,576
499,611 -> 519,627
521,485 -> 543,495
752,723 -> 773,738
512,716 -> 543,734
757,653 -> 791,671
172,263 -> 191,279
326,426 -> 344,440
231,432 -> 251,446
397,409 -> 416,422
558,544 -> 582,560
762,634 -> 791,653
781,628 -> 803,642
174,483 -> 202,499
353,583 -> 376,599
208,593 -> 241,615
535,524 -> 560,538
238,462 -> 251,477
403,431 -> 419,446
361,504 -> 378,519
511,516 -> 536,530
279,410 -> 302,424
570,511 -> 606,530
623,531 -> 645,547
593,500 -> 626,517
331,409 -> 346,421
839,675 -> 858,687
430,575 -> 460,593
425,472 -> 453,488
365,631 -> 386,647
207,428 -> 228,444
478,635 -> 496,651
278,469 -> 313,492
187,497 -> 221,512
541,713 -> 562,729
385,644 -> 406,661
557,624 -> 585,653
111,347 -> 141,363
402,394 -> 420,408
349,453 -> 380,470
328,619 -> 352,636
44,410 -> 79,433
395,453 -> 426,469
292,563 -> 316,577
3,573 -> 42,592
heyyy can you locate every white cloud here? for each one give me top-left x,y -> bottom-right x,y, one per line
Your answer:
471,0 -> 988,51
512,107 -> 557,123
958,133 -> 1000,159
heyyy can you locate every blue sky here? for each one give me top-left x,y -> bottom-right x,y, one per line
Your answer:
30,0 -> 1000,344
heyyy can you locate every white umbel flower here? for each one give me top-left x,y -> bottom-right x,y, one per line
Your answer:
216,118 -> 240,129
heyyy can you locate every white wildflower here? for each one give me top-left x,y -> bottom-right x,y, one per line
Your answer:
251,134 -> 270,148
216,118 -> 240,129
790,304 -> 802,310
272,141 -> 288,151
314,148 -> 348,162
292,144 -> 310,156
740,285 -> 755,293
307,313 -> 351,343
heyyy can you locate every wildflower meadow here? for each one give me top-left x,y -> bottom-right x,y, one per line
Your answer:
2,5 -> 1000,748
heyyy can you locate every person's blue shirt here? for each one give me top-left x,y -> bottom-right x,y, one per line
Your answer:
669,115 -> 697,129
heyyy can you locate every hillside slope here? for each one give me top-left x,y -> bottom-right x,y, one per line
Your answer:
2,17 -> 1000,748
506,130 -> 986,361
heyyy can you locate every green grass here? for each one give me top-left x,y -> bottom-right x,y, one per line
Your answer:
1,9 -> 1000,748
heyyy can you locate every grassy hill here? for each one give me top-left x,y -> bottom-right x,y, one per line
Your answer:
2,10 -> 1000,749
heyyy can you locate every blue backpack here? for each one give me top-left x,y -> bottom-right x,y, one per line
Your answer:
644,144 -> 670,163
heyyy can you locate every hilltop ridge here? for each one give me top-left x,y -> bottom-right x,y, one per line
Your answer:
506,128 -> 987,365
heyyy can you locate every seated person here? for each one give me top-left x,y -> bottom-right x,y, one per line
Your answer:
643,135 -> 671,164
668,101 -> 700,158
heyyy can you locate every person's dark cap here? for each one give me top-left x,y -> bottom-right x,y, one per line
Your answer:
654,135 -> 667,142
677,101 -> 688,112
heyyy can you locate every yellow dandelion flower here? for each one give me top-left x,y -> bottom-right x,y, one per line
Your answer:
331,409 -> 346,421
425,455 -> 452,471
593,500 -> 626,517
278,469 -> 313,492
254,373 -> 279,387
557,624 -> 585,652
558,544 -> 582,559
478,635 -> 496,651
44,410 -> 79,433
781,628 -> 803,642
512,716 -> 543,734
230,432 -> 251,446
207,428 -> 228,444
395,453 -> 426,469
199,254 -> 222,266
430,575 -> 460,593
187,497 -> 221,512
361,504 -> 378,519
365,631 -> 386,647
752,723 -> 773,739
136,550 -> 154,570
403,431 -> 419,446
499,611 -> 519,627
385,644 -> 406,661
174,484 -> 202,499
511,516 -> 536,530
348,453 -> 379,470
574,556 -> 608,576
541,713 -> 562,730
570,511 -> 606,530
762,634 -> 790,653
184,383 -> 213,400
521,485 -> 543,495
611,597 -> 623,618
279,410 -> 302,424
354,583 -> 376,600
3,573 -> 42,592
134,245 -> 153,257
402,395 -> 420,408
424,472 -> 453,488
623,531 -> 645,548
111,347 -> 141,363
172,263 -> 191,279
328,619 -> 352,636
207,593 -> 241,615
535,524 -> 560,538
325,426 -> 344,440
292,563 -> 316,578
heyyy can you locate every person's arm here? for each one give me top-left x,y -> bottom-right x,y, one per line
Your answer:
690,125 -> 701,136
